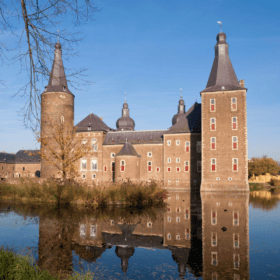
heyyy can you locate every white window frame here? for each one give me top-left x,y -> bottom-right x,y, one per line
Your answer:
176,167 -> 180,172
232,158 -> 238,172
104,165 -> 107,172
91,138 -> 98,151
233,211 -> 239,226
185,141 -> 190,152
233,254 -> 240,269
232,136 -> 238,150
82,174 -> 86,179
91,159 -> 98,171
211,137 -> 216,150
211,252 -> 218,266
185,208 -> 189,219
167,158 -> 171,163
176,234 -> 180,240
167,140 -> 171,146
184,161 -> 189,172
111,153 -> 115,158
147,161 -> 152,172
176,158 -> 180,163
92,174 -> 96,179
156,167 -> 160,172
90,225 -> 97,237
210,98 -> 216,112
233,233 -> 239,249
197,161 -> 201,172
167,216 -> 171,222
168,179 -> 171,185
167,167 -> 171,172
176,140 -> 180,146
167,233 -> 171,240
185,228 -> 190,240
232,117 -> 238,130
61,116 -> 64,123
211,232 -> 217,247
211,210 -> 217,225
147,152 -> 152,157
210,118 -> 216,131
211,158 -> 216,172
231,97 -> 237,111
120,160 -> 125,172
81,158 -> 87,171
147,222 -> 152,228
176,217 -> 180,222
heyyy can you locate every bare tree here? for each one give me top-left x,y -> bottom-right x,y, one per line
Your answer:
0,0 -> 99,132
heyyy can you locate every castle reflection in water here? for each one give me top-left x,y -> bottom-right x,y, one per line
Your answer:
38,191 -> 249,279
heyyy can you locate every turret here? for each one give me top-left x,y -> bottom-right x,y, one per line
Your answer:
116,94 -> 135,131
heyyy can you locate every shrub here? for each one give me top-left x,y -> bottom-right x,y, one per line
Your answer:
270,179 -> 280,188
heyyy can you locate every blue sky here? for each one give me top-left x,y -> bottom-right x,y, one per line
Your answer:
0,0 -> 279,160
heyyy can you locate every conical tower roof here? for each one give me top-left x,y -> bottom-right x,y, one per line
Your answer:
44,42 -> 73,95
201,32 -> 244,93
116,141 -> 140,157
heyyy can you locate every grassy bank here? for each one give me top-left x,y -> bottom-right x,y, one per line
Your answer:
249,180 -> 280,191
0,246 -> 94,280
0,179 -> 168,207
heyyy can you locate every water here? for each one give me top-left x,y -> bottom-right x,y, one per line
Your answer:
1,189 -> 280,279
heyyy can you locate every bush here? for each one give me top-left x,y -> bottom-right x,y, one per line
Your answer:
249,157 -> 280,177
270,179 -> 280,188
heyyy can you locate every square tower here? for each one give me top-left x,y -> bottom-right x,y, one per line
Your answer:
200,32 -> 249,192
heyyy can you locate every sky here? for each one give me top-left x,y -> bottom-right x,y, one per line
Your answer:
0,0 -> 279,160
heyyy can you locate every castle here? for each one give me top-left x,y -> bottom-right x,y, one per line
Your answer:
39,30 -> 249,191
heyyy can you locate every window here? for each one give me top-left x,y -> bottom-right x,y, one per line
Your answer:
185,228 -> 190,240
232,117 -> 237,130
147,152 -> 152,157
233,211 -> 239,226
196,141 -> 201,153
233,254 -> 240,269
176,140 -> 180,146
87,126 -> 91,131
185,161 -> 189,172
176,234 -> 180,240
197,161 -> 201,172
167,158 -> 171,163
231,97 -> 237,111
167,140 -> 171,146
211,211 -> 217,225
233,158 -> 238,171
211,158 -> 216,172
82,174 -> 86,179
81,159 -> 87,170
156,167 -> 160,172
185,209 -> 189,219
176,158 -> 180,163
91,138 -> 98,151
104,165 -> 107,172
81,139 -> 87,145
210,99 -> 215,112
176,179 -> 179,185
111,162 -> 115,172
121,160 -> 125,172
23,167 -> 25,171
167,233 -> 171,240
233,234 -> 239,248
147,222 -> 152,227
176,207 -> 180,213
176,217 -> 180,222
111,153 -> 115,158
18,174 -> 20,178
92,174 -> 96,179
232,136 -> 238,150
167,167 -> 171,172
167,216 -> 171,222
212,233 -> 217,246
211,137 -> 216,150
185,141 -> 190,152
90,225 -> 97,237
147,161 -> 152,172
61,116 -> 64,123
80,224 -> 86,237
210,118 -> 216,131
211,252 -> 218,266
91,159 -> 97,171
168,180 -> 171,185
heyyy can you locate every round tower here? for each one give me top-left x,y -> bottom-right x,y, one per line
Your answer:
40,42 -> 75,178
116,95 -> 135,131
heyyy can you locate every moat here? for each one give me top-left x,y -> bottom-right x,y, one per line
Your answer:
1,190 -> 280,279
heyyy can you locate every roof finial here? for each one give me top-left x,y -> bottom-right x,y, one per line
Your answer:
180,88 -> 183,99
124,92 -> 127,103
57,30 -> 60,43
217,21 -> 222,33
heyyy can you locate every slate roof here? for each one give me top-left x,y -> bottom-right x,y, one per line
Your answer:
165,102 -> 201,134
75,113 -> 111,132
0,152 -> 15,163
202,32 -> 244,93
115,141 -> 141,157
43,42 -> 73,95
15,150 -> 41,163
103,130 -> 167,145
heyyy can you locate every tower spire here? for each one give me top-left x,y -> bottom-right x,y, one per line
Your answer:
202,30 -> 243,92
124,92 -> 127,103
180,88 -> 183,99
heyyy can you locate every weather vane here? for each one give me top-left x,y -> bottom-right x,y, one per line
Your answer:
124,92 -> 126,103
217,21 -> 222,33
57,30 -> 60,43
180,88 -> 183,99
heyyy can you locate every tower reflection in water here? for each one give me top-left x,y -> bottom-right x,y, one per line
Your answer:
38,191 -> 249,279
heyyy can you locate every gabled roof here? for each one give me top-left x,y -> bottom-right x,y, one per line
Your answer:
116,141 -> 140,157
103,130 -> 166,145
165,102 -> 201,134
15,150 -> 41,163
0,152 -> 15,163
201,32 -> 244,93
75,113 -> 111,132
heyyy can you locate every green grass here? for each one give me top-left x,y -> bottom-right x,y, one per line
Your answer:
249,182 -> 265,191
0,246 -> 95,280
0,179 -> 168,207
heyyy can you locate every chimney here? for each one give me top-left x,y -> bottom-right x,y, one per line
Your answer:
239,79 -> 245,88
100,117 -> 103,121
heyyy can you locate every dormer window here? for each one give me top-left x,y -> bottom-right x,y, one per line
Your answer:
63,86 -> 66,91
87,126 -> 91,131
